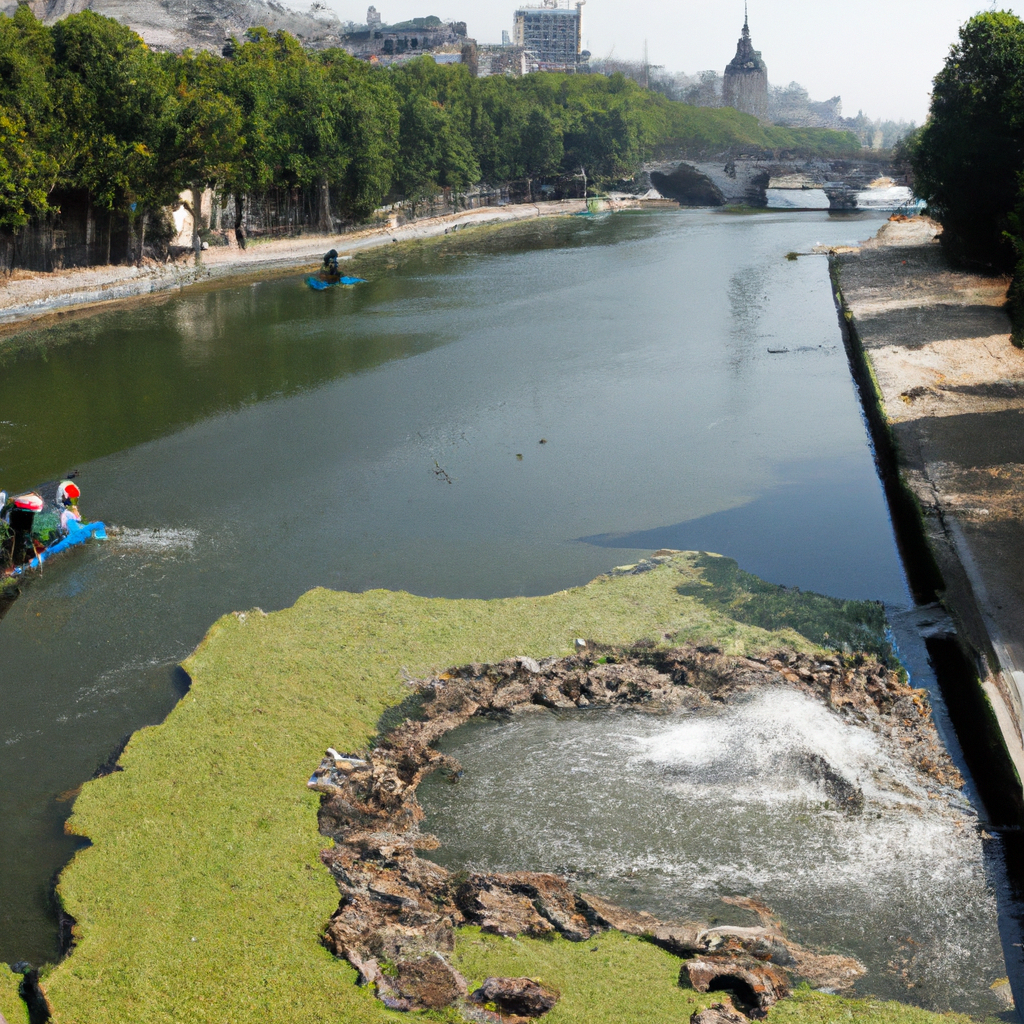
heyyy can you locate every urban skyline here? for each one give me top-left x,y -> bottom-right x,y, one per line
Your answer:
324,0 -> 1001,123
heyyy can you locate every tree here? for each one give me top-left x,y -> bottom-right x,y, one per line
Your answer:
52,12 -> 173,260
162,50 -> 242,262
913,11 -> 1024,270
0,7 -> 56,230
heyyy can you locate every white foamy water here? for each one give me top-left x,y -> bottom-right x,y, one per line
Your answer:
767,188 -> 831,210
855,185 -> 923,212
419,690 -> 1005,1016
106,526 -> 200,554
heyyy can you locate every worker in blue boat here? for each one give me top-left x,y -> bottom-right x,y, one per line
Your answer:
321,249 -> 340,281
57,480 -> 82,534
2,491 -> 44,566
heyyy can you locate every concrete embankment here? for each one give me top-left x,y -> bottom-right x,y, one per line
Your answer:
0,198 -> 657,333
828,217 -> 1024,802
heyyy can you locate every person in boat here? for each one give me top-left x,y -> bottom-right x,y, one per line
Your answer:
57,480 -> 82,534
2,491 -> 45,567
321,249 -> 340,281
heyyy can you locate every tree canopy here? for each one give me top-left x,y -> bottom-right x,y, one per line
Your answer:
0,7 -> 862,248
913,11 -> 1024,271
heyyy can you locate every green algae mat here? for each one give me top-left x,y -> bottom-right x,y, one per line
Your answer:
42,555 -> 976,1024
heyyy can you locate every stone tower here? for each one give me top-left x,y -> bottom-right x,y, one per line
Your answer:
723,8 -> 768,121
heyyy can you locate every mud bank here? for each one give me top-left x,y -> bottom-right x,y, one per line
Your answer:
0,198 -> 661,333
828,217 -> 1024,805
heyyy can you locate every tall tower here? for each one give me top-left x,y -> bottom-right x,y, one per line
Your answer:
723,6 -> 768,120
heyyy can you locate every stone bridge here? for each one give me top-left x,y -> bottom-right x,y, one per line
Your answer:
645,156 -> 905,211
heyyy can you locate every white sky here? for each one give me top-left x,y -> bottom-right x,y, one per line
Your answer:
321,0 -> 1010,123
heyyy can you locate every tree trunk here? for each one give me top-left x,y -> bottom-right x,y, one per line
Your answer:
190,182 -> 203,263
234,193 -> 246,249
317,176 -> 332,234
139,211 -> 149,264
106,213 -> 112,265
85,202 -> 95,263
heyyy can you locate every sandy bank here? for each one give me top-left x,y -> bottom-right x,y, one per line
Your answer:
830,217 -> 1024,790
0,198 -> 647,332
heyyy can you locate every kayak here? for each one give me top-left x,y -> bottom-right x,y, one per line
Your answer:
306,274 -> 367,290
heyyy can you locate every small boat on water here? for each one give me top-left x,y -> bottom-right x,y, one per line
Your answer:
305,273 -> 368,291
307,248 -> 367,290
1,481 -> 107,592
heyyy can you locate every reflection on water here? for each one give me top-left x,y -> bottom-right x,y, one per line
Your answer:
0,210 -> 912,963
419,694 -> 1006,1017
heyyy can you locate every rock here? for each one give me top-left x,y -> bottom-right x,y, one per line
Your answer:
469,977 -> 559,1017
691,1002 -> 750,1024
683,955 -> 790,1017
798,752 -> 865,813
391,954 -> 467,1010
581,892 -> 660,936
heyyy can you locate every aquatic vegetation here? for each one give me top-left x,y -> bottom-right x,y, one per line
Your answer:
675,552 -> 892,663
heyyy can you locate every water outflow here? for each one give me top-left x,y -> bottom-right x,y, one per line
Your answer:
418,690 -> 1007,1018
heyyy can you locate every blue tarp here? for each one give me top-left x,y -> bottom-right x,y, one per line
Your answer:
306,275 -> 367,290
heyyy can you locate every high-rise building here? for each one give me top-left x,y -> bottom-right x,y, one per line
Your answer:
512,0 -> 585,72
723,10 -> 768,120
366,5 -> 381,32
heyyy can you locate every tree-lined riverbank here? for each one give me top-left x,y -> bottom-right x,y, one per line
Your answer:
0,6 -> 859,272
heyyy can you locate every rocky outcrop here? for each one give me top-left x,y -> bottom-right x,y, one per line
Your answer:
310,642 -> 961,1015
468,977 -> 559,1018
692,1003 -> 751,1024
684,955 -> 789,1018
4,0 -> 343,52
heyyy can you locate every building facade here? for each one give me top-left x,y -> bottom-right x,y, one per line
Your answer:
722,13 -> 768,120
512,1 -> 584,72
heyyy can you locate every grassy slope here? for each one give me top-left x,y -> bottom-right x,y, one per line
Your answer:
44,555 -> 973,1024
0,970 -> 29,1024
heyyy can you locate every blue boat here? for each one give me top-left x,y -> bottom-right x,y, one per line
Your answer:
1,483 -> 107,592
306,273 -> 368,290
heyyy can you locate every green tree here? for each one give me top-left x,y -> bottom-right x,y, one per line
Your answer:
320,51 -> 399,219
913,11 -> 1024,270
51,11 -> 173,258
0,7 -> 56,230
163,49 -> 242,261
391,57 -> 479,200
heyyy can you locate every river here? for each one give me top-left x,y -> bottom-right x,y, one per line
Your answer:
0,209 -> 1005,993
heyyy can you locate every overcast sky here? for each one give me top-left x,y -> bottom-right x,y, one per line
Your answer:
321,0 -> 1009,123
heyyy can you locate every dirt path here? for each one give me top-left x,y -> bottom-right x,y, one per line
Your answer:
0,199 -> 600,332
831,217 -> 1024,787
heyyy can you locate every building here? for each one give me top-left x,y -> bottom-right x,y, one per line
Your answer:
476,43 -> 528,77
512,0 -> 585,72
722,10 -> 768,120
339,13 -> 468,59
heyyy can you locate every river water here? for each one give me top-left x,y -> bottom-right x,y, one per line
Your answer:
0,210 -> 1012,1003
